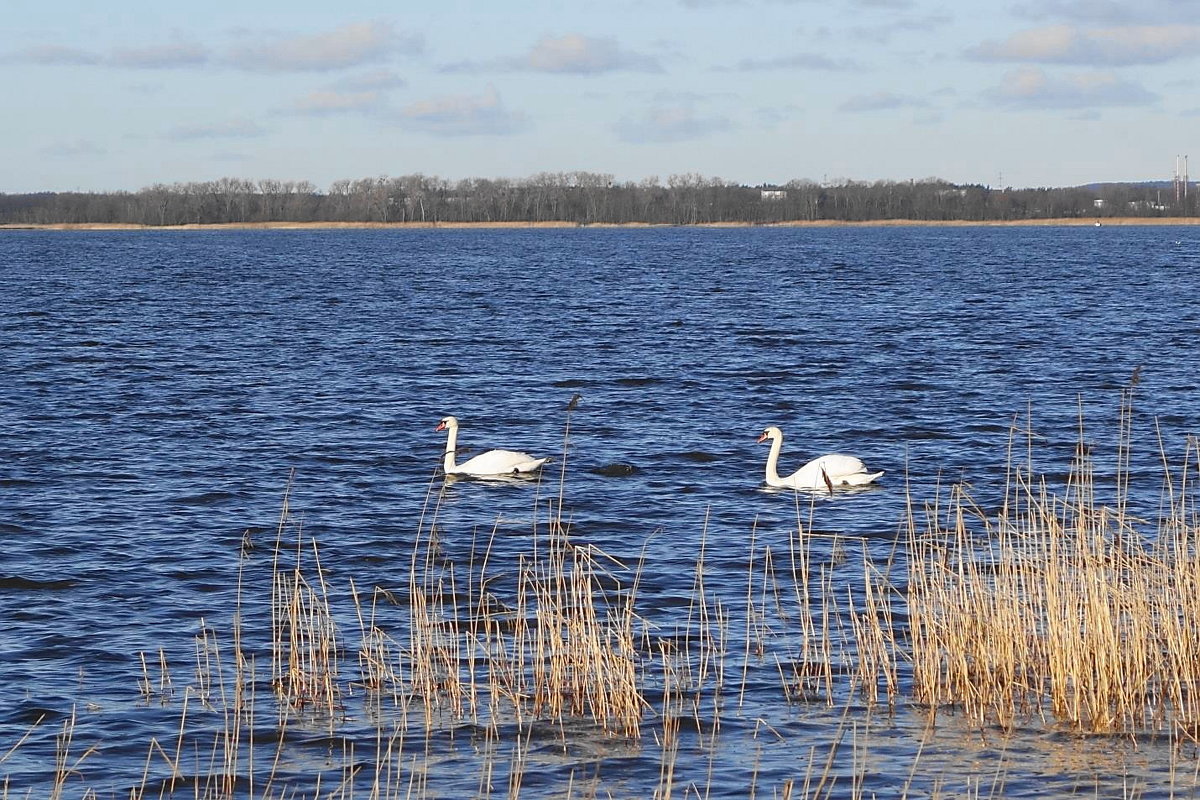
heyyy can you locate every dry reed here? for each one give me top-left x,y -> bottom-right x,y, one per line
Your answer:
403,438 -> 647,738
904,406 -> 1200,738
10,391 -> 1200,797
270,487 -> 341,713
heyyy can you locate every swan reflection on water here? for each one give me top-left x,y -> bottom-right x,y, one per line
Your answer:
440,470 -> 546,486
756,482 -> 884,500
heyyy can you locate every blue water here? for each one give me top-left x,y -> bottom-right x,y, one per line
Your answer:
2,225 -> 1199,797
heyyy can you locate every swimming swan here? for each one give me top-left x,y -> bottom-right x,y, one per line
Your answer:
436,416 -> 549,477
756,426 -> 882,490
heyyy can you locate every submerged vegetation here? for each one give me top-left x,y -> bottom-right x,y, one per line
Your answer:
1,171 -> 1197,227
6,395 -> 1200,797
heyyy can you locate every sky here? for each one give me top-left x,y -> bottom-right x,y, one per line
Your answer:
4,0 -> 1198,193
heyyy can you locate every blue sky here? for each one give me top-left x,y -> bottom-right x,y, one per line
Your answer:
4,0 -> 1198,193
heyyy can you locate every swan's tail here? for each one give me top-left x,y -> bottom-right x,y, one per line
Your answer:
511,457 -> 551,474
840,470 -> 884,486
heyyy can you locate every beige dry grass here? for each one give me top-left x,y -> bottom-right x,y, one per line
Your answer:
904,409 -> 1200,738
270,489 -> 341,713
403,479 -> 647,739
8,396 -> 1200,797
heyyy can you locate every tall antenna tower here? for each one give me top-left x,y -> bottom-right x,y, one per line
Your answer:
1175,155 -> 1190,206
1176,155 -> 1181,205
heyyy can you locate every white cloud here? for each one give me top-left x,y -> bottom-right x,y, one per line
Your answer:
755,104 -> 801,126
110,42 -> 208,69
839,92 -> 928,112
728,52 -> 859,71
677,0 -> 811,6
397,86 -> 528,136
333,69 -> 407,91
969,25 -> 1200,66
615,102 -> 733,143
1013,0 -> 1193,25
853,0 -> 914,8
280,69 -> 408,116
285,90 -> 383,116
226,21 -> 423,72
524,34 -> 662,74
850,11 -> 953,44
441,33 -> 662,75
9,45 -> 100,65
164,119 -> 267,141
986,66 -> 1158,109
8,22 -> 420,73
40,139 -> 106,157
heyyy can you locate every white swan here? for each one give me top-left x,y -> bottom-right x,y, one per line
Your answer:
436,416 -> 549,477
756,426 -> 882,490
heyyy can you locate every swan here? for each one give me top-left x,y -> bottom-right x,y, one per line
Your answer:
435,415 -> 549,477
756,426 -> 882,490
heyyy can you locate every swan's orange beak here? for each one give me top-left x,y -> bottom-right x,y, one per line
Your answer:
435,421 -> 447,432
755,431 -> 768,444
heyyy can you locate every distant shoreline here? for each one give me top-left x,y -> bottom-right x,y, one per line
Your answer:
2,217 -> 1198,231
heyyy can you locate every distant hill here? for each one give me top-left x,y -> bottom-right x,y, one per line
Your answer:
1082,180 -> 1192,191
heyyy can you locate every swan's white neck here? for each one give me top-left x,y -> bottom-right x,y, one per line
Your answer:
441,425 -> 459,473
763,433 -> 784,486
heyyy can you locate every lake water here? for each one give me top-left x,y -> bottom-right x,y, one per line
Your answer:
2,225 -> 1199,798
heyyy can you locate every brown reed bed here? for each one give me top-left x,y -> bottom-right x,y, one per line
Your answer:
905,409 -> 1200,739
271,481 -> 341,715
6,396 -> 1200,797
403,482 -> 647,738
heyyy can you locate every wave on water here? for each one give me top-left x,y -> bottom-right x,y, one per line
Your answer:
1,226 -> 1198,796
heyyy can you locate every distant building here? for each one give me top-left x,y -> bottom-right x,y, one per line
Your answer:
1093,198 -> 1105,209
761,189 -> 787,201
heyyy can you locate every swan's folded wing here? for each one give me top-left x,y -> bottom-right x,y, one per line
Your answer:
455,449 -> 547,476
510,457 -> 551,474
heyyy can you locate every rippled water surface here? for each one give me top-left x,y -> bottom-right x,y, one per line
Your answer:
2,226 -> 1200,797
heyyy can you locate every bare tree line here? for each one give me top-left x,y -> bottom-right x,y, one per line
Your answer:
1,172 -> 1195,226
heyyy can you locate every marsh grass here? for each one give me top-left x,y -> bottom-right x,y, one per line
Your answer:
404,482 -> 647,740
905,412 -> 1200,738
271,487 -> 341,714
7,395 -> 1200,797
48,708 -> 96,800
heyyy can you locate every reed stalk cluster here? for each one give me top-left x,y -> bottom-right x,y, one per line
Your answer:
271,490 -> 341,713
402,499 -> 645,738
6,396 -> 1200,797
907,424 -> 1200,736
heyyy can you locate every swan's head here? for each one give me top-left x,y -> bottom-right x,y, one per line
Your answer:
756,426 -> 782,444
436,416 -> 459,433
